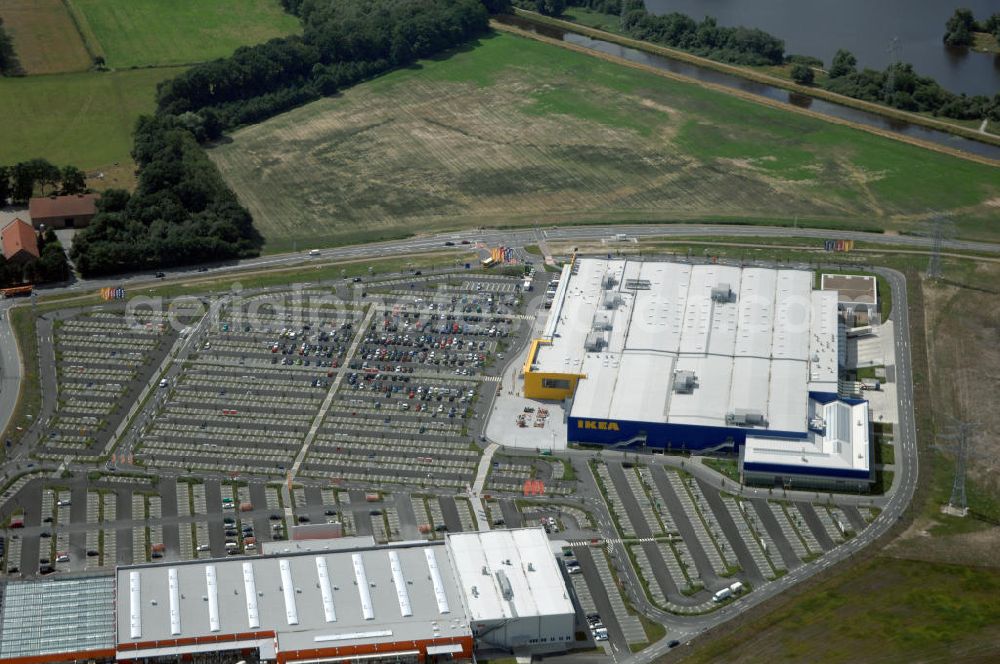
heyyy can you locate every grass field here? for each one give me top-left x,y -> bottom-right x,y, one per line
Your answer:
209,31 -> 1000,253
0,67 -> 182,184
69,0 -> 301,68
682,557 -> 1000,663
0,0 -> 91,73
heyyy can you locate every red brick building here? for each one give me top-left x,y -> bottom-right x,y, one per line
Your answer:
28,193 -> 99,229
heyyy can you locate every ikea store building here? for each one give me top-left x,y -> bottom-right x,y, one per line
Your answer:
523,258 -> 873,491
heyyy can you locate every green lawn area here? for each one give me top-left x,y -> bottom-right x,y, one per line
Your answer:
210,31 -> 1000,253
0,307 -> 40,459
0,67 -> 182,180
854,365 -> 882,380
702,457 -> 741,483
70,0 -> 300,68
683,557 -> 1000,663
561,7 -> 625,35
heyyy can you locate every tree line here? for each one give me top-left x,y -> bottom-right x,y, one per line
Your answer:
519,1 -> 1000,121
69,116 -> 262,276
0,17 -> 23,76
515,0 -> 785,65
70,0 -> 506,277
822,49 -> 1000,121
943,8 -> 1000,47
155,0 -> 493,130
0,160 -> 88,206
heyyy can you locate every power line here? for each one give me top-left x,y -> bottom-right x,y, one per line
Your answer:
928,215 -> 944,279
922,213 -> 952,280
933,419 -> 982,514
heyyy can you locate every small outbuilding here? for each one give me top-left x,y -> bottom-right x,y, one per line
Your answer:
28,193 -> 98,229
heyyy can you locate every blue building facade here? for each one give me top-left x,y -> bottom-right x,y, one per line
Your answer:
567,416 -> 805,452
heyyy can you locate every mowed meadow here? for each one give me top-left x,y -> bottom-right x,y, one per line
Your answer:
0,0 -> 92,73
0,67 -> 183,185
70,0 -> 301,68
0,0 -> 299,185
209,32 -> 1000,252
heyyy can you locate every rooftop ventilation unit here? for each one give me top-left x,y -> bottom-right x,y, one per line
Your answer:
602,292 -> 620,310
584,331 -> 606,353
711,283 -> 734,303
625,279 -> 651,290
808,416 -> 826,433
593,310 -> 614,330
672,370 -> 698,394
726,409 -> 767,427
496,570 -> 514,601
602,271 -> 617,289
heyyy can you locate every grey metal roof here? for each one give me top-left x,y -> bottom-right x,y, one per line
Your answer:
116,540 -> 471,653
0,575 -> 115,659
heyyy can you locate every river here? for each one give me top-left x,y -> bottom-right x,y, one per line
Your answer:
496,15 -> 1000,161
644,0 -> 1000,97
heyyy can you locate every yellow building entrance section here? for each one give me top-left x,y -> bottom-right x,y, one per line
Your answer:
522,338 -> 585,400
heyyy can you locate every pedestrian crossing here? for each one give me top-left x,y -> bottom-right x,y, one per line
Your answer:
567,536 -> 664,547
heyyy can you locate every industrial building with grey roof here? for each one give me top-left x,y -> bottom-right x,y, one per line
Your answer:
522,258 -> 873,490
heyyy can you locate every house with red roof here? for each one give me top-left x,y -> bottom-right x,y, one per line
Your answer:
1,218 -> 40,265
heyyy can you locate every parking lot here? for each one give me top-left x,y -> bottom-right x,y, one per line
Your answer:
115,276 -> 531,493
589,459 -> 877,614
37,309 -> 175,462
297,281 -> 527,489
0,474 -> 572,578
1,270 -> 563,575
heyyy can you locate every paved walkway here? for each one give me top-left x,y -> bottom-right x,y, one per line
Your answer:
469,443 -> 499,530
472,442 -> 498,495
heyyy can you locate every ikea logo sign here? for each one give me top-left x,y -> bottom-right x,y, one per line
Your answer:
577,420 -> 620,431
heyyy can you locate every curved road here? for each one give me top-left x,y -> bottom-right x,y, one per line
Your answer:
0,223 -> 954,657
